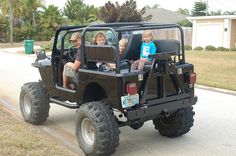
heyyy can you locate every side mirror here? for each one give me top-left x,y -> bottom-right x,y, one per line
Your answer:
35,50 -> 47,61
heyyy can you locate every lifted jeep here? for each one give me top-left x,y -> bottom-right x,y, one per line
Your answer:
20,22 -> 197,156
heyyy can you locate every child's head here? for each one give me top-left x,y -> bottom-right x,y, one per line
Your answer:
70,32 -> 81,48
93,32 -> 106,45
119,38 -> 128,54
142,30 -> 153,43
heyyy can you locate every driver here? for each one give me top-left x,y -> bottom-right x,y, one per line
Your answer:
63,32 -> 82,89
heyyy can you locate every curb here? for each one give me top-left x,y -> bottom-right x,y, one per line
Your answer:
0,49 -> 36,58
0,46 -> 41,55
195,84 -> 236,96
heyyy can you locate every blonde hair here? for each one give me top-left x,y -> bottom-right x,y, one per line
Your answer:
119,38 -> 128,46
70,32 -> 81,41
142,30 -> 153,41
93,32 -> 106,44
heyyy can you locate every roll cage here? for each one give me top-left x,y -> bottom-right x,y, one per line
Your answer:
51,22 -> 185,85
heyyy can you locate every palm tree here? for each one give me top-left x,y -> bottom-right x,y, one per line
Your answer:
1,0 -> 26,19
38,5 -> 64,39
1,0 -> 43,25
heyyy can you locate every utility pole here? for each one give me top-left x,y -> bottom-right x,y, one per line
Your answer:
206,0 -> 208,16
9,0 -> 13,44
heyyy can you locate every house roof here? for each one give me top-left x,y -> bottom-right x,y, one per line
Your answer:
188,15 -> 236,20
144,8 -> 187,24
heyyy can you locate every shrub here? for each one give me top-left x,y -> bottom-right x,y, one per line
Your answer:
230,48 -> 236,51
194,46 -> 204,51
216,46 -> 229,51
205,45 -> 216,51
40,42 -> 52,51
184,45 -> 192,50
0,15 -> 9,42
177,19 -> 193,27
13,25 -> 35,42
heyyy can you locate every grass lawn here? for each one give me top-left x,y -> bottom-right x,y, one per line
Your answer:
0,106 -> 76,156
185,51 -> 236,91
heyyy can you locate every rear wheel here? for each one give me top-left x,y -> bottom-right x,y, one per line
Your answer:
75,101 -> 119,156
153,106 -> 195,138
20,82 -> 50,125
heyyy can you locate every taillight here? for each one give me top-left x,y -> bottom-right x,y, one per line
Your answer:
189,73 -> 196,84
126,83 -> 138,95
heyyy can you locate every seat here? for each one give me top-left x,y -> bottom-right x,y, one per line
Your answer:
84,45 -> 117,71
153,39 -> 180,55
85,45 -> 116,63
121,33 -> 142,61
143,39 -> 180,71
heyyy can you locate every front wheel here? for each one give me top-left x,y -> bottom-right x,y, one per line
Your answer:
153,106 -> 195,138
75,101 -> 120,156
20,82 -> 50,125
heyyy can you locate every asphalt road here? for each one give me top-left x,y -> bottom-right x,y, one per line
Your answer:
0,51 -> 236,156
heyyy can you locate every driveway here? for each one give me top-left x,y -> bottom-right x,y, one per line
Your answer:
0,51 -> 236,156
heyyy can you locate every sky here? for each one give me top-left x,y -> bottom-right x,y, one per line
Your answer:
45,0 -> 236,12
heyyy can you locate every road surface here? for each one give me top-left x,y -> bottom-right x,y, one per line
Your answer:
0,51 -> 236,156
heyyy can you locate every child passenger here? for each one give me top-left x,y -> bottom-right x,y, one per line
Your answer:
106,38 -> 128,69
93,32 -> 106,45
118,38 -> 128,57
131,30 -> 157,70
92,32 -> 107,69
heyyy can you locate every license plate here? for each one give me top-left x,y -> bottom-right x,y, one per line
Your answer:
121,94 -> 139,108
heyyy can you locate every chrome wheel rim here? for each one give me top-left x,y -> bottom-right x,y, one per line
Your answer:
81,118 -> 95,145
23,94 -> 32,116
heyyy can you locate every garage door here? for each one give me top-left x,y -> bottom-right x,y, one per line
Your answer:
196,23 -> 224,47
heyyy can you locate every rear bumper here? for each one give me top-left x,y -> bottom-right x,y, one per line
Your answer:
126,96 -> 197,121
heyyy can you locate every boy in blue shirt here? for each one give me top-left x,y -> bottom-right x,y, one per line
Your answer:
131,30 -> 157,70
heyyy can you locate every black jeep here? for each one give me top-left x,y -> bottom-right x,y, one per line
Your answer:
20,22 -> 197,156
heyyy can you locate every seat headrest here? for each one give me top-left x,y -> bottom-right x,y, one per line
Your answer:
85,45 -> 116,63
153,39 -> 180,55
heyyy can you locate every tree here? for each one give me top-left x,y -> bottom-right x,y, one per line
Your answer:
98,0 -> 152,23
223,11 -> 236,15
22,0 -> 43,26
117,0 -> 151,22
0,0 -> 43,42
210,10 -> 222,16
38,5 -> 64,40
63,0 -> 98,25
0,0 -> 42,21
0,15 -> 9,42
177,8 -> 190,16
191,1 -> 207,16
97,1 -> 119,23
177,19 -> 192,27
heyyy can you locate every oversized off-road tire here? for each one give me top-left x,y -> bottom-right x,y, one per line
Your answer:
75,101 -> 119,156
153,106 -> 195,138
20,82 -> 50,125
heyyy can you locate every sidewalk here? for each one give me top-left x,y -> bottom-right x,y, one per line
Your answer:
0,46 -> 41,55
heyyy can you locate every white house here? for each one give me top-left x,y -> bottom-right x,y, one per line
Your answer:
188,15 -> 236,49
